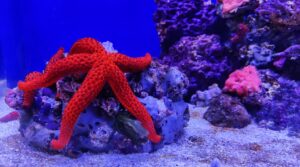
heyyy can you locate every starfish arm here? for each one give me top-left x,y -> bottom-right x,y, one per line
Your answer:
107,63 -> 161,143
47,48 -> 65,66
110,53 -> 152,73
45,48 -> 65,73
23,71 -> 43,108
69,37 -> 106,55
18,53 -> 95,91
0,111 -> 20,123
50,60 -> 108,150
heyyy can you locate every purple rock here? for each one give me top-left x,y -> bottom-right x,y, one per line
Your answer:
8,61 -> 190,157
190,84 -> 222,107
153,0 -> 218,50
129,60 -> 189,102
256,0 -> 300,26
273,45 -> 300,80
5,89 -> 23,110
204,94 -> 251,128
246,1 -> 300,51
239,42 -> 275,67
163,35 -> 232,97
242,69 -> 300,134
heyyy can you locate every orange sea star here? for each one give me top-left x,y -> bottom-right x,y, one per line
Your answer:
18,38 -> 161,150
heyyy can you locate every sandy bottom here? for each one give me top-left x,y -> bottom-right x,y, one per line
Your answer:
0,96 -> 299,167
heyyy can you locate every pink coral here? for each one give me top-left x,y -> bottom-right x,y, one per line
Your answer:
220,0 -> 250,14
224,65 -> 261,96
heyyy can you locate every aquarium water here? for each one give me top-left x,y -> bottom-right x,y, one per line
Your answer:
0,0 -> 299,166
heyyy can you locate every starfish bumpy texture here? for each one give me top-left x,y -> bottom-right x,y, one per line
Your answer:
22,71 -> 42,108
18,38 -> 161,150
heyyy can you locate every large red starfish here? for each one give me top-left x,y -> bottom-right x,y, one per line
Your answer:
22,48 -> 65,108
18,38 -> 161,150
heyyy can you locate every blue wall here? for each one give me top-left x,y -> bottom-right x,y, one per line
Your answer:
0,0 -> 160,87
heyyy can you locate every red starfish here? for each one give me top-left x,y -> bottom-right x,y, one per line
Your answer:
23,48 -> 65,108
0,111 -> 20,123
18,38 -> 161,150
22,72 -> 42,108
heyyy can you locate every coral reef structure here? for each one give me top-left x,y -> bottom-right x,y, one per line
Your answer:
128,61 -> 189,102
242,69 -> 300,136
153,0 -> 299,137
273,45 -> 300,80
247,0 -> 300,50
190,84 -> 222,107
256,0 -> 300,26
13,85 -> 189,156
239,42 -> 275,67
163,34 -> 232,96
154,0 -> 218,50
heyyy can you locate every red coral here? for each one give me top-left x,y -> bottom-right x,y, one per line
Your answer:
224,65 -> 261,96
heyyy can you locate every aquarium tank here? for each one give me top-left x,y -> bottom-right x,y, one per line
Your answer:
0,0 -> 299,166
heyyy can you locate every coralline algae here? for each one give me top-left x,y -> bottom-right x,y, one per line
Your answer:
190,84 -> 222,107
244,69 -> 300,136
273,45 -> 300,80
239,42 -> 275,67
256,0 -> 300,26
163,34 -> 232,97
154,0 -> 218,50
128,61 -> 189,102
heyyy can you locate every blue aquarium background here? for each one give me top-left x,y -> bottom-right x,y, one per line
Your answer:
0,0 -> 160,87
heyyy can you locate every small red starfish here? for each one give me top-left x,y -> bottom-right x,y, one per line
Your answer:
18,38 -> 161,150
0,111 -> 20,123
